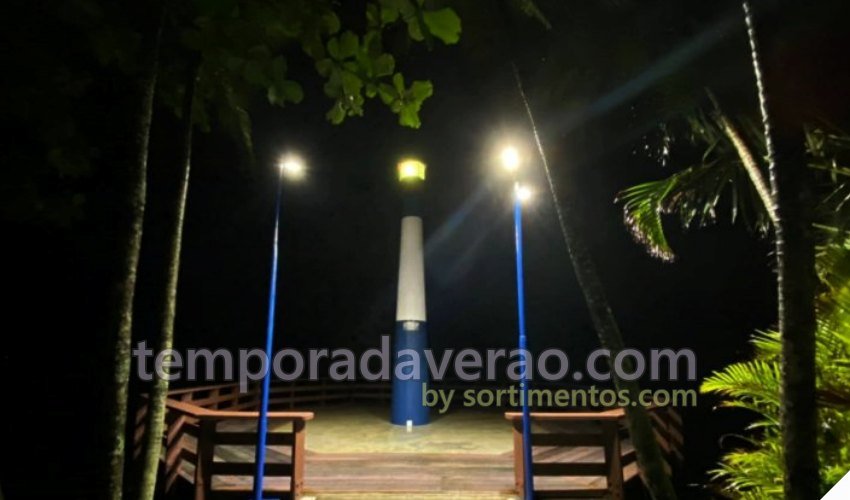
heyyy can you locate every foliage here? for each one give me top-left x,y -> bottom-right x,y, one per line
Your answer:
74,0 -> 460,160
700,236 -> 850,497
167,0 -> 461,151
616,112 -> 850,260
617,104 -> 850,496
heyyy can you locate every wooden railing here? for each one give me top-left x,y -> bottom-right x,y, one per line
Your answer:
504,406 -> 683,499
137,382 -> 683,499
135,383 -> 326,499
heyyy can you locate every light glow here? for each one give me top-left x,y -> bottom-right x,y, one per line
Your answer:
398,159 -> 427,182
500,146 -> 521,172
515,184 -> 533,203
279,156 -> 306,180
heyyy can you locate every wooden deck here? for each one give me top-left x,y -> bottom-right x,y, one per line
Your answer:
171,406 -> 637,498
139,383 -> 681,499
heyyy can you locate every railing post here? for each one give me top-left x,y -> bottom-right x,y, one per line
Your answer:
603,420 -> 624,500
209,388 -> 220,410
291,419 -> 306,498
194,419 -> 215,500
511,418 -> 525,494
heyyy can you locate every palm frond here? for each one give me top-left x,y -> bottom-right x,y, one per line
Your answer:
701,359 -> 782,410
703,240 -> 850,496
709,439 -> 784,499
617,160 -> 766,261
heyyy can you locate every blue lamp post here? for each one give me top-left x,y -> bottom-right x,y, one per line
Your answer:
501,146 -> 535,499
253,156 -> 305,500
391,158 -> 430,427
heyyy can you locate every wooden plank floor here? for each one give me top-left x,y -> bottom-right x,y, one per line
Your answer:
176,405 -> 633,498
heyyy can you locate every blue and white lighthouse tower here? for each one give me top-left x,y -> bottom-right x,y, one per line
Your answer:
391,158 -> 430,426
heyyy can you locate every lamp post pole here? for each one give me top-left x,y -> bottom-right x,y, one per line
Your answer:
252,168 -> 283,500
499,145 -> 534,499
252,156 -> 304,500
512,182 -> 535,499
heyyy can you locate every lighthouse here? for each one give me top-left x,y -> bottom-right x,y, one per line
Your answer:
391,158 -> 430,426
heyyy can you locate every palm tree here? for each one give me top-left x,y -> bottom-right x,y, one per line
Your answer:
616,0 -> 843,490
513,67 -> 678,500
701,234 -> 850,498
742,3 -> 819,496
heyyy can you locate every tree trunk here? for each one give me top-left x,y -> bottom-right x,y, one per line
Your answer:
512,66 -> 677,500
137,61 -> 201,500
105,12 -> 164,500
743,1 -> 820,498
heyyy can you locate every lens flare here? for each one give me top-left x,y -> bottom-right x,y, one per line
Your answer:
500,146 -> 521,172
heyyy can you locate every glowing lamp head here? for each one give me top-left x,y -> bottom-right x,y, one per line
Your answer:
397,159 -> 427,182
279,156 -> 305,180
514,184 -> 533,204
500,146 -> 521,172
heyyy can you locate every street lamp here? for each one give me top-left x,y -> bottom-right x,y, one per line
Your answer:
500,146 -> 521,172
392,157 -> 430,427
279,156 -> 306,181
253,154 -> 304,500
499,145 -> 535,500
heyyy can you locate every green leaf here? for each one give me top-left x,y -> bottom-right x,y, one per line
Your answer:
362,29 -> 382,56
341,71 -> 362,96
422,8 -> 461,45
407,18 -> 424,41
337,31 -> 359,59
268,80 -> 303,105
366,3 -> 381,28
378,83 -> 396,105
379,0 -> 400,25
320,11 -> 341,35
326,38 -> 340,60
326,101 -> 346,124
302,33 -> 325,59
315,58 -> 334,77
392,72 -> 405,93
373,54 -> 394,77
365,83 -> 377,98
283,80 -> 303,103
398,105 -> 421,128
409,80 -> 433,101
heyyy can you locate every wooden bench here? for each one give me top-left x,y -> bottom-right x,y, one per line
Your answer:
504,407 -> 682,499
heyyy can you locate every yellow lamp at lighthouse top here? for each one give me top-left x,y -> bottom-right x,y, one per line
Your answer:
397,158 -> 427,182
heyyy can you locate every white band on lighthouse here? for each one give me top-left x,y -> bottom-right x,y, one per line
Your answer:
396,215 -> 427,322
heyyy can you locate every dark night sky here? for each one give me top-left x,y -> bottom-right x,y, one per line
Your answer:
4,0 -> 850,497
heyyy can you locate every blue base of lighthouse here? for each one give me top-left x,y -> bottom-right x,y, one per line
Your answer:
391,320 -> 430,426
